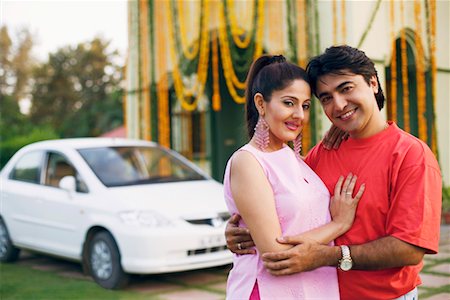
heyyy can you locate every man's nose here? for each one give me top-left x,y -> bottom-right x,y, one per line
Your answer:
334,94 -> 348,110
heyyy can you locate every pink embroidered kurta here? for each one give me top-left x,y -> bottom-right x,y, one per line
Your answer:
224,144 -> 340,300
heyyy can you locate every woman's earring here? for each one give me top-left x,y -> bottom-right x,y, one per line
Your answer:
254,116 -> 269,151
294,133 -> 302,160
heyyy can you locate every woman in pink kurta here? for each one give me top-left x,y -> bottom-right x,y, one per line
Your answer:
223,55 -> 364,299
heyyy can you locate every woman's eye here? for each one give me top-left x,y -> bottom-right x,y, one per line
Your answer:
303,104 -> 310,110
284,101 -> 294,106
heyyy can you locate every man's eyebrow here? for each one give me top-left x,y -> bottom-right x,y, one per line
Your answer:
337,81 -> 353,89
317,80 -> 354,99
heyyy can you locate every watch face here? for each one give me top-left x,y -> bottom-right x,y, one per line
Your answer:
340,259 -> 353,271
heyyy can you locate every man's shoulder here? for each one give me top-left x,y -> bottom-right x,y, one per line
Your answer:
391,127 -> 439,169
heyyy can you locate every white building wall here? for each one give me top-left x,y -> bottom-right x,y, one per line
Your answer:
435,0 -> 450,185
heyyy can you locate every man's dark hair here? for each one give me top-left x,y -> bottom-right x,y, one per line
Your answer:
306,45 -> 385,110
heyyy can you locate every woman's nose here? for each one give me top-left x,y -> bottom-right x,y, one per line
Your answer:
293,106 -> 304,119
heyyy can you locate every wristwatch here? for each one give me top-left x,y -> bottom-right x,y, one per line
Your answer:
338,245 -> 353,271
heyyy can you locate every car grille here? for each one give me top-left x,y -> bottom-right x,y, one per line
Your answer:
187,246 -> 228,256
184,213 -> 230,227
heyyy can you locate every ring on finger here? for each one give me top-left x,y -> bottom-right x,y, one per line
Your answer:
237,243 -> 242,250
346,192 -> 352,195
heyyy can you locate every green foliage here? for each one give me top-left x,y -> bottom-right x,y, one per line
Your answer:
0,25 -> 35,100
0,95 -> 31,138
0,126 -> 59,169
442,186 -> 450,212
29,37 -> 124,137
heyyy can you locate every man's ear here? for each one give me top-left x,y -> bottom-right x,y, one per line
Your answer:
370,76 -> 379,94
254,93 -> 265,116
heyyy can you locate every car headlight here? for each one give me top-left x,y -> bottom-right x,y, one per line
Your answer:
119,211 -> 173,227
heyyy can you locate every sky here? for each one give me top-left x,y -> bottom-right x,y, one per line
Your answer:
1,0 -> 128,63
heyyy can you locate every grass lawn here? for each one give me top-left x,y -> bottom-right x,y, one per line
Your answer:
0,263 -> 164,300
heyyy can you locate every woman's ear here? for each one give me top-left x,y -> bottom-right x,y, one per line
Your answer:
254,93 -> 265,116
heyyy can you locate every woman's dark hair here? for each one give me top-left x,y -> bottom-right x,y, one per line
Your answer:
306,45 -> 385,110
245,55 -> 309,138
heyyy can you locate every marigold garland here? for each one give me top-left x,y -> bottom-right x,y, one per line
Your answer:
400,0 -> 410,132
218,0 -> 264,104
414,0 -> 427,142
177,0 -> 201,60
139,0 -> 151,141
389,0 -> 397,121
428,0 -> 437,154
227,0 -> 254,49
155,1 -> 170,147
212,29 -> 221,111
341,0 -> 346,44
168,0 -> 210,111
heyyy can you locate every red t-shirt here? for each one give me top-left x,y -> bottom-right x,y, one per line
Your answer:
305,122 -> 442,300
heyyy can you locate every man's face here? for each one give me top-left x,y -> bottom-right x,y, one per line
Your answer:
315,71 -> 380,139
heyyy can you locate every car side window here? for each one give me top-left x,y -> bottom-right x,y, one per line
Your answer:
9,151 -> 44,184
44,152 -> 89,193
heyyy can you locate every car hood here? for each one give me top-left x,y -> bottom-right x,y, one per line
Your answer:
106,180 -> 228,218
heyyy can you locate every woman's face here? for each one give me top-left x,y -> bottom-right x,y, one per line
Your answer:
260,79 -> 311,147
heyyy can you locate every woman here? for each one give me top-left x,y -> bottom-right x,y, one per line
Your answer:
223,55 -> 365,299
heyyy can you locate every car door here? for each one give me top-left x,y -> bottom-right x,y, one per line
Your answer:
3,150 -> 90,259
3,150 -> 48,249
32,151 -> 91,259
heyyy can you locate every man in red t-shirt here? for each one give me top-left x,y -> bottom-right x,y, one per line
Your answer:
226,45 -> 442,299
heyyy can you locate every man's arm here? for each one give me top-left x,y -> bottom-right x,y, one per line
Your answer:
262,236 -> 426,276
225,214 -> 256,255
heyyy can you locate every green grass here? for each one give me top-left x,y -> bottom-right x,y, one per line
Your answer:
0,263 -> 165,300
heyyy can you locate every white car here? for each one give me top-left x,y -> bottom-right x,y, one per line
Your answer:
0,138 -> 232,289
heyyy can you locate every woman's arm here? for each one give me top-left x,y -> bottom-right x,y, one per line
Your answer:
230,151 -> 291,254
225,173 -> 365,252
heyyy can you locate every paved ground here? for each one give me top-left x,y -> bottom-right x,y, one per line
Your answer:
14,225 -> 450,299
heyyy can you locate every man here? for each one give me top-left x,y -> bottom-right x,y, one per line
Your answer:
225,45 -> 442,300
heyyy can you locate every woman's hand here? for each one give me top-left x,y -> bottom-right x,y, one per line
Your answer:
329,173 -> 365,233
322,125 -> 349,150
225,214 -> 256,255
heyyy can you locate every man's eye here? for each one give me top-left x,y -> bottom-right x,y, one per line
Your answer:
342,86 -> 353,92
320,97 -> 331,104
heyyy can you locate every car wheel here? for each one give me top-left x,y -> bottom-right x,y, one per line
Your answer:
0,217 -> 20,262
88,231 -> 128,289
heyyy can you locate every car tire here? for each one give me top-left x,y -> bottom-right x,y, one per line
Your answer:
88,231 -> 129,289
0,217 -> 20,262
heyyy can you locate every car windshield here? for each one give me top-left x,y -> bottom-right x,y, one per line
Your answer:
78,146 -> 206,187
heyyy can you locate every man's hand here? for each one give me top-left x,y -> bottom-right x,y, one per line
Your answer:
322,124 -> 349,150
262,236 -> 337,275
225,214 -> 256,255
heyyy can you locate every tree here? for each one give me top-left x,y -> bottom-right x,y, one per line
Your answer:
0,25 -> 34,101
29,37 -> 124,137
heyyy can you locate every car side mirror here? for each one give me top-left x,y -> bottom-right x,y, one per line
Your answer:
59,176 -> 76,193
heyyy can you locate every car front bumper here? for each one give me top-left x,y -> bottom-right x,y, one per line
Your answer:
115,225 -> 233,274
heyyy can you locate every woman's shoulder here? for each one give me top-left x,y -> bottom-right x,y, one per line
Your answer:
231,149 -> 261,170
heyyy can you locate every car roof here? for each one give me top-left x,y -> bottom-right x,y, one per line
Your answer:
23,138 -> 159,151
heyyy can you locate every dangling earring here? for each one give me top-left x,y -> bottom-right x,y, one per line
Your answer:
294,133 -> 302,160
254,116 -> 270,151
